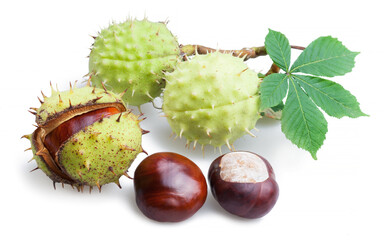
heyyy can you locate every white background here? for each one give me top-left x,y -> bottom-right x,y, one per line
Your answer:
1,0 -> 383,239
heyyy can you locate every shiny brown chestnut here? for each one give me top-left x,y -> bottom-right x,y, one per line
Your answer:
208,151 -> 279,219
134,152 -> 207,222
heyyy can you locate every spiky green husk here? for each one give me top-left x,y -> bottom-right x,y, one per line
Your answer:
27,84 -> 143,191
89,19 -> 180,106
163,52 -> 261,149
36,84 -> 124,125
28,135 -> 65,183
59,112 -> 142,186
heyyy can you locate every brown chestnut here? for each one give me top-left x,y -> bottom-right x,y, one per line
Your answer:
208,151 -> 279,219
44,107 -> 120,159
133,152 -> 207,222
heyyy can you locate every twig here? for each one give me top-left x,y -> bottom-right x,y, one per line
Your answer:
265,63 -> 281,76
180,44 -> 305,61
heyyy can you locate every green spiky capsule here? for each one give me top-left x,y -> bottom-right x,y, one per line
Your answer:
162,52 -> 261,150
24,83 -> 145,192
88,18 -> 180,106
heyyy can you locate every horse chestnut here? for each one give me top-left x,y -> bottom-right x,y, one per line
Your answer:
133,152 -> 207,222
208,151 -> 279,219
25,84 -> 144,191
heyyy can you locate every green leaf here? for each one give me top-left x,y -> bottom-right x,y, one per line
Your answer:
293,75 -> 368,118
290,36 -> 359,77
271,101 -> 284,112
261,30 -> 364,159
281,77 -> 328,159
265,29 -> 291,71
260,73 -> 288,110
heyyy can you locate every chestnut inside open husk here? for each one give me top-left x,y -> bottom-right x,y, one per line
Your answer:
26,85 -> 144,191
133,152 -> 207,222
44,107 -> 120,161
208,151 -> 279,219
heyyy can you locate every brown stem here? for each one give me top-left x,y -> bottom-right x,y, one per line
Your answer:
180,44 -> 305,60
180,44 -> 266,60
265,63 -> 281,76
290,45 -> 306,51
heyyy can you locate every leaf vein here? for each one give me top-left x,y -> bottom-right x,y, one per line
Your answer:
291,52 -> 356,73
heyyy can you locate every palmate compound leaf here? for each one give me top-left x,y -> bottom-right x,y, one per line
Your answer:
290,36 -> 359,77
293,75 -> 368,118
281,77 -> 328,159
261,30 -> 365,159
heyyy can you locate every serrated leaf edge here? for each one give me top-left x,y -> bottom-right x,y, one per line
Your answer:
266,29 -> 291,72
283,76 -> 328,159
290,51 -> 359,74
292,74 -> 368,118
260,73 -> 288,110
